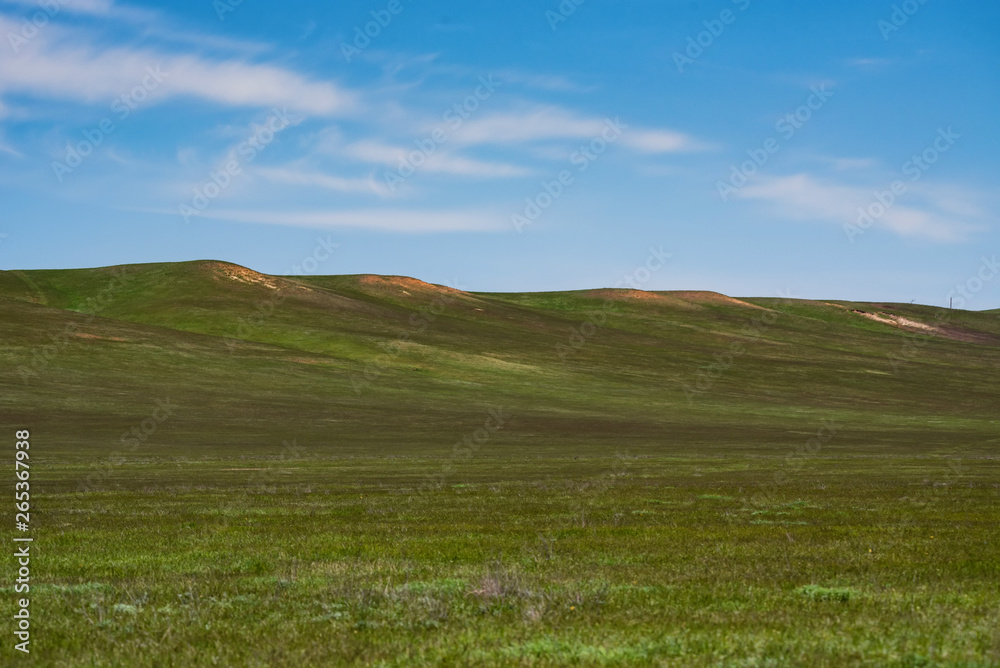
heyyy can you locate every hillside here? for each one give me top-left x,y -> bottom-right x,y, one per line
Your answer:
2,260 -> 998,459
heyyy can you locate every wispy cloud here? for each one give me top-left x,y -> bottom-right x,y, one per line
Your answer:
452,108 -> 605,145
3,1 -> 270,53
255,166 -> 391,197
621,129 -> 711,154
451,107 -> 707,153
738,173 -> 986,242
0,15 -> 353,114
340,140 -> 532,178
188,208 -> 503,232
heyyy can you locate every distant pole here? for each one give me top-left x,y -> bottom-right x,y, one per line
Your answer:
950,297 -> 952,309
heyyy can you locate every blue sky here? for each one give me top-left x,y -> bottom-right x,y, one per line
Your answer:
0,0 -> 997,308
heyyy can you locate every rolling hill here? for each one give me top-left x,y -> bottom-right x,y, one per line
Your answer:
2,260 -> 998,459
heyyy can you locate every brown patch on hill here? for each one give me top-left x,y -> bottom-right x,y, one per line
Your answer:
582,289 -> 768,310
204,261 -> 282,290
202,261 -> 349,302
845,307 -> 998,344
584,288 -> 674,303
354,275 -> 472,301
358,274 -> 464,294
665,291 -> 770,310
198,262 -> 396,317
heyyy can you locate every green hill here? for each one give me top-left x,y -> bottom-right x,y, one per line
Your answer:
2,260 -> 997,458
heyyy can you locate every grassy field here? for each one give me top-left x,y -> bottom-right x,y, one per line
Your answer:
1,261 -> 998,665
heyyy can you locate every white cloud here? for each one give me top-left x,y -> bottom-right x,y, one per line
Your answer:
739,174 -> 860,220
737,173 -> 985,242
621,129 -> 709,154
3,1 -> 270,53
190,208 -> 503,232
255,166 -> 391,197
0,15 -> 354,115
341,140 -> 531,178
418,153 -> 531,177
451,107 -> 706,154
452,108 -> 606,145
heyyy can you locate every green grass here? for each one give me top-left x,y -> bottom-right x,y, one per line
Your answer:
13,455 -> 1000,666
1,261 -> 998,665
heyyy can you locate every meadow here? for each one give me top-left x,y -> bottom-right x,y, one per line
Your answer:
1,261 -> 998,665
21,454 -> 1000,666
